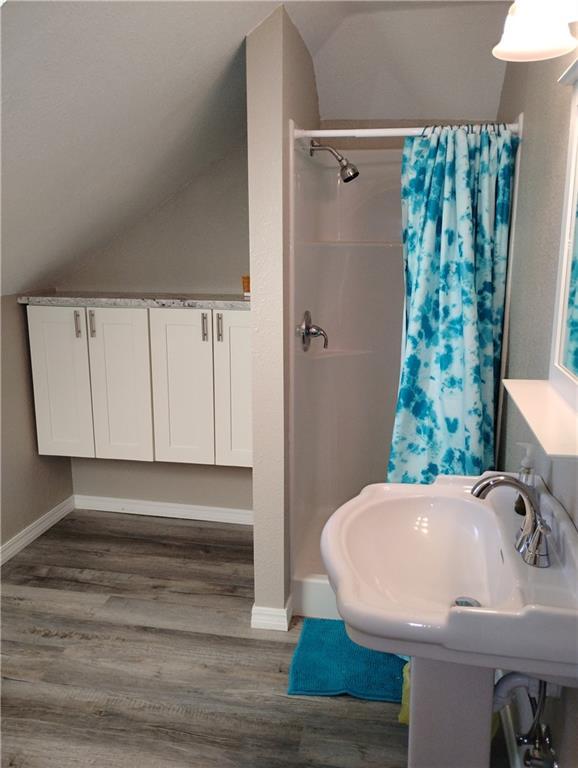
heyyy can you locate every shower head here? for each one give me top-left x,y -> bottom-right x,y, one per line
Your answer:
309,140 -> 360,183
339,158 -> 360,183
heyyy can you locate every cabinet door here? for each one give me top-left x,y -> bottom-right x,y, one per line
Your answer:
150,308 -> 215,464
214,310 -> 252,467
27,305 -> 95,457
88,308 -> 153,461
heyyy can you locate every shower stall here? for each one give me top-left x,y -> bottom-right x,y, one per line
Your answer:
288,120 -> 521,618
289,123 -> 406,617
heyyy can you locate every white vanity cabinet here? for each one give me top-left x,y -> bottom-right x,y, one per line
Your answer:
87,308 -> 153,461
27,305 -> 153,461
26,302 -> 252,467
149,308 -> 215,464
213,310 -> 253,467
150,308 -> 253,467
27,306 -> 95,457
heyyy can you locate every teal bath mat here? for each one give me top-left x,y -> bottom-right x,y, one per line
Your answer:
288,618 -> 405,702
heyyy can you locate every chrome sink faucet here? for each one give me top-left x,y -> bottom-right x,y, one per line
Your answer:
471,475 -> 551,568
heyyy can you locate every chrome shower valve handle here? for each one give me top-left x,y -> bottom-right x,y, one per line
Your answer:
298,310 -> 329,351
309,324 -> 329,348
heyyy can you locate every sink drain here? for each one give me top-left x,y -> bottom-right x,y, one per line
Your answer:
453,596 -> 482,608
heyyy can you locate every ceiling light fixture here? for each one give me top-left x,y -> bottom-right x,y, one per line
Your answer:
493,0 -> 577,62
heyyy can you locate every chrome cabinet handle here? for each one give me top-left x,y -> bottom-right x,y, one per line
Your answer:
201,312 -> 208,342
74,310 -> 82,338
88,310 -> 96,338
297,310 -> 328,351
216,313 -> 223,342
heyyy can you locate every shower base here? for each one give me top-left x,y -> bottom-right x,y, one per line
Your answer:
292,509 -> 339,619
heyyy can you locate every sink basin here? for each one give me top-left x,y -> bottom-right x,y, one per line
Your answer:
321,474 -> 578,681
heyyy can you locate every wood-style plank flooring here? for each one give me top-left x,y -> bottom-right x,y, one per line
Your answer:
1,510 -> 507,767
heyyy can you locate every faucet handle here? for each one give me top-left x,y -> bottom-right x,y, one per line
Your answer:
537,517 -> 551,535
521,519 -> 551,568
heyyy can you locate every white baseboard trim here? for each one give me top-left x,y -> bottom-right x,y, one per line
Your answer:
0,495 -> 75,565
73,495 -> 253,526
251,595 -> 294,631
292,573 -> 340,619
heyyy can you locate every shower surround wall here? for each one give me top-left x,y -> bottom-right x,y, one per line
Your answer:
290,143 -> 404,616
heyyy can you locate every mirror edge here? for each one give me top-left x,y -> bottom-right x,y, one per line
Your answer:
550,58 -> 578,408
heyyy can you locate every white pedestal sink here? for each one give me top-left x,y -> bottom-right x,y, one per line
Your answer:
321,473 -> 578,768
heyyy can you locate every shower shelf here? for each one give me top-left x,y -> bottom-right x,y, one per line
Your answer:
503,379 -> 578,457
300,239 -> 401,247
302,349 -> 372,360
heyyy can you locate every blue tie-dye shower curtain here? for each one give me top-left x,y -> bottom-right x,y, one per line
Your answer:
388,126 -> 519,484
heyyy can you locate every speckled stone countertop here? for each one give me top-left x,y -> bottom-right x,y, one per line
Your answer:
17,291 -> 250,310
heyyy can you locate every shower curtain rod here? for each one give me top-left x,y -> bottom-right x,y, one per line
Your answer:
294,124 -> 520,139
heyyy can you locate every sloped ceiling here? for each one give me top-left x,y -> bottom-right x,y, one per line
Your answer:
1,1 -> 276,295
1,1 -> 510,295
286,1 -> 508,120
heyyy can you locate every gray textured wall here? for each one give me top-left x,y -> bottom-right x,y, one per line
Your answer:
246,6 -> 320,611
1,2 -> 268,296
56,146 -> 249,295
1,295 -> 73,544
497,52 -> 578,527
72,460 -> 252,510
497,51 -> 578,764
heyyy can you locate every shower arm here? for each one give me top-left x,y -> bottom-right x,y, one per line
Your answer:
309,140 -> 345,164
